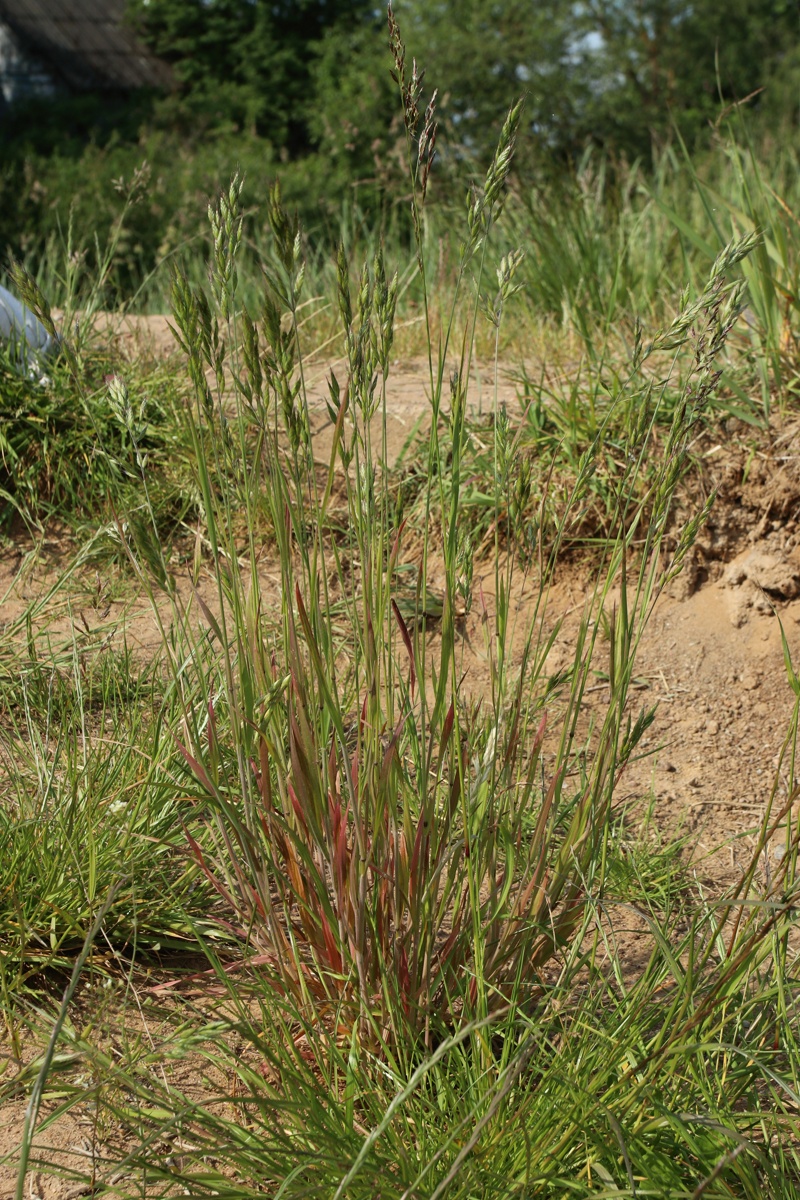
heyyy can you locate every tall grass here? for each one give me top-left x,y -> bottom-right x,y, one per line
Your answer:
10,105 -> 800,402
655,121 -> 800,415
110,51 -> 753,1051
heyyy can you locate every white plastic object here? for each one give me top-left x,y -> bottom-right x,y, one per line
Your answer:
0,282 -> 57,366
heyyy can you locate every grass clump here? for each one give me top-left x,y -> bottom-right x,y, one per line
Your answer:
0,338 -> 195,544
1,246 -> 199,542
185,203 -> 749,1053
0,641 -> 214,1038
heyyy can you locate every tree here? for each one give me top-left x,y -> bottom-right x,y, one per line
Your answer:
125,0 -> 800,175
400,0 -> 800,165
571,0 -> 800,155
126,0 -> 380,149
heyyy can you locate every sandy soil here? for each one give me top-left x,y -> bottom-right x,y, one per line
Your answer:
4,318 -> 800,1195
90,310 -> 526,452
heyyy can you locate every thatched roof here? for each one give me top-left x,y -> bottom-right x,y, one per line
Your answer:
0,0 -> 173,93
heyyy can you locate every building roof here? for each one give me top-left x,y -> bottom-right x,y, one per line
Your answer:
0,0 -> 173,93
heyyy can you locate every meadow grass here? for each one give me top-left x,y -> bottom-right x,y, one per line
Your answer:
6,111 -> 800,552
2,15 -> 800,1199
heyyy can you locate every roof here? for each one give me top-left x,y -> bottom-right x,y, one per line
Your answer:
0,0 -> 173,93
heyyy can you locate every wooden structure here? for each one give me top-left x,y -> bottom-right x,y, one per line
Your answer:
0,0 -> 172,106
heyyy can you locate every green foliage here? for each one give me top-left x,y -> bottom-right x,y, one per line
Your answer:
125,0 -> 800,169
0,639 -> 211,1018
0,339 -> 194,536
126,0 -> 382,148
2,0 -> 797,300
652,117 -> 800,413
569,0 -> 800,156
308,20 -> 399,192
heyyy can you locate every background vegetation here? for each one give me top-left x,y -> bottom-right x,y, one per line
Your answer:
2,0 -> 800,307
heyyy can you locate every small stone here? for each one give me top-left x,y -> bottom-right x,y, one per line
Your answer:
726,581 -> 756,627
740,673 -> 760,691
742,548 -> 800,599
688,776 -> 702,788
706,719 -> 719,735
726,563 -> 748,587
